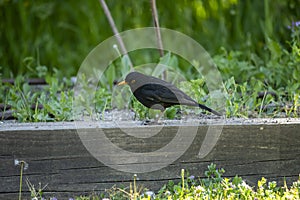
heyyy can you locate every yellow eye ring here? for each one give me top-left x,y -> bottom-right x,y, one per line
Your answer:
131,80 -> 136,84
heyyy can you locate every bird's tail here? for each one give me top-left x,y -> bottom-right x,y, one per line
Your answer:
198,104 -> 222,116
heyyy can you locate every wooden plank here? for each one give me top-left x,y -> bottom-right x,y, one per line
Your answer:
0,119 -> 299,199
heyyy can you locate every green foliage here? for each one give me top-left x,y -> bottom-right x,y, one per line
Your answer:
21,163 -> 300,199
2,67 -> 74,122
154,165 -> 300,200
26,179 -> 48,200
73,73 -> 113,121
6,80 -> 32,122
121,26 -> 299,120
69,164 -> 300,200
212,28 -> 300,118
2,43 -> 300,121
1,0 -> 299,77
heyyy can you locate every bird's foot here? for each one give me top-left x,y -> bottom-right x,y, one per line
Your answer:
141,119 -> 163,125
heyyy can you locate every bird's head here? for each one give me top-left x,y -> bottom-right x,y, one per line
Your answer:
117,72 -> 146,91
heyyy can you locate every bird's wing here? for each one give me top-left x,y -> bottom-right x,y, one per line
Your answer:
138,84 -> 197,105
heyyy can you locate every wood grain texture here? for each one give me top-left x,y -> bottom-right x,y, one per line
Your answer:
0,120 -> 299,199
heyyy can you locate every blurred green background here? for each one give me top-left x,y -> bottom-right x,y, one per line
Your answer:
0,0 -> 299,77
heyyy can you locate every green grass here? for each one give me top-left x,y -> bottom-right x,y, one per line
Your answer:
25,163 -> 300,200
1,33 -> 299,121
1,0 -> 299,77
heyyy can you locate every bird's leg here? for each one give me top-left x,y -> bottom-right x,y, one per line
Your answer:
154,111 -> 164,123
141,110 -> 164,125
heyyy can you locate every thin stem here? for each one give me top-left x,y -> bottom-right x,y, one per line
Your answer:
19,161 -> 24,200
150,0 -> 167,80
259,90 -> 267,117
133,174 -> 137,200
99,0 -> 133,69
150,0 -> 164,57
181,169 -> 185,197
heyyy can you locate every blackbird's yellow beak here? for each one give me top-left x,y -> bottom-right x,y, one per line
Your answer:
117,80 -> 127,86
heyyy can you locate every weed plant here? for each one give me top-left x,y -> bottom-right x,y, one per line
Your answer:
1,35 -> 299,121
25,163 -> 300,200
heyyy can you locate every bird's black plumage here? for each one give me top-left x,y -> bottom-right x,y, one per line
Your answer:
117,72 -> 221,116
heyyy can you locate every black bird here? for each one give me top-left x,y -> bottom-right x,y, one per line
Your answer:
117,72 -> 222,116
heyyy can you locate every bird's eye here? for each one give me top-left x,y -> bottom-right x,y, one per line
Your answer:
131,80 -> 136,84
